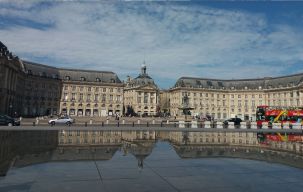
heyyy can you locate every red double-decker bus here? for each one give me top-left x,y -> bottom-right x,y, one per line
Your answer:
256,105 -> 303,126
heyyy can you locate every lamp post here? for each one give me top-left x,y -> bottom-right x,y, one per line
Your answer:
9,103 -> 13,116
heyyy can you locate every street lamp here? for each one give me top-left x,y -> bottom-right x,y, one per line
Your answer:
9,103 -> 13,116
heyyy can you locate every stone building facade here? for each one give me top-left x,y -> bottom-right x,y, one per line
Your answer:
124,65 -> 159,116
168,76 -> 303,120
0,42 -> 123,117
0,42 -> 25,116
1,41 -> 303,119
22,61 -> 62,116
59,68 -> 123,117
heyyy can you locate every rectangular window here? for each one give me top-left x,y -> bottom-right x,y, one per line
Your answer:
144,93 -> 148,103
72,93 -> 76,100
95,94 -> 99,101
102,94 -> 106,102
63,93 -> 68,101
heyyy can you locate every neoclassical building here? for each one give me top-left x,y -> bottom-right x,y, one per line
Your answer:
168,75 -> 303,120
124,65 -> 159,116
1,41 -> 303,119
22,61 -> 62,116
59,68 -> 123,117
0,41 -> 123,117
0,42 -> 25,116
23,62 -> 123,117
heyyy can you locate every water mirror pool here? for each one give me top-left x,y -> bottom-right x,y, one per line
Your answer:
1,130 -> 303,192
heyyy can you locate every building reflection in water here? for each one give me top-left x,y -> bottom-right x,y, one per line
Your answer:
0,130 -> 58,176
0,130 -> 303,176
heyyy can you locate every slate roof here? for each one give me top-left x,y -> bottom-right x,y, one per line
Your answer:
22,60 -> 122,83
127,66 -> 158,88
174,74 -> 303,90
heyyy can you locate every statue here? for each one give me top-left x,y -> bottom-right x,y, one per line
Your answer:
182,95 -> 189,108
178,95 -> 194,118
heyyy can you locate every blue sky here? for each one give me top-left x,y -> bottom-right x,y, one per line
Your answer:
1,1 -> 303,89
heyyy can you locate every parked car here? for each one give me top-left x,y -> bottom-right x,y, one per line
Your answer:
48,116 -> 74,125
223,118 -> 242,126
0,115 -> 20,126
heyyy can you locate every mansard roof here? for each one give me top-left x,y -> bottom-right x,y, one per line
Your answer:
59,68 -> 122,84
22,60 -> 122,83
174,73 -> 303,90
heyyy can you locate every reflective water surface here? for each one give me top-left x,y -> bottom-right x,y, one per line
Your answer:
0,130 -> 303,192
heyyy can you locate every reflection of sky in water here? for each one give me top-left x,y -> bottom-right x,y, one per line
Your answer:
1,135 -> 303,192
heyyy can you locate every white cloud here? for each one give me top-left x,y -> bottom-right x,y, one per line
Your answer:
0,2 -> 303,89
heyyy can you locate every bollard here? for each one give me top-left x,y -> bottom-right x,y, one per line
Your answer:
137,119 -> 141,124
101,122 -> 104,127
191,121 -> 198,128
166,120 -> 169,124
152,119 -> 155,124
106,119 -> 109,124
85,122 -> 87,127
33,122 -> 35,126
122,119 -> 125,124
179,121 -> 185,128
89,119 -> 93,125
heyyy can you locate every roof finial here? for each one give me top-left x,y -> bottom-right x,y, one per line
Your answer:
141,62 -> 147,75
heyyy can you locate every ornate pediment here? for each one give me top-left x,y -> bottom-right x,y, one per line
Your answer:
135,84 -> 158,91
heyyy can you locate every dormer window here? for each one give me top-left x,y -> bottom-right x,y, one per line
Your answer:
96,78 -> 101,82
65,76 -> 70,80
206,81 -> 213,87
258,86 -> 262,90
231,86 -> 235,90
80,77 -> 86,81
27,70 -> 32,75
52,74 -> 58,79
111,79 -> 115,83
218,82 -> 223,87
244,86 -> 248,90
